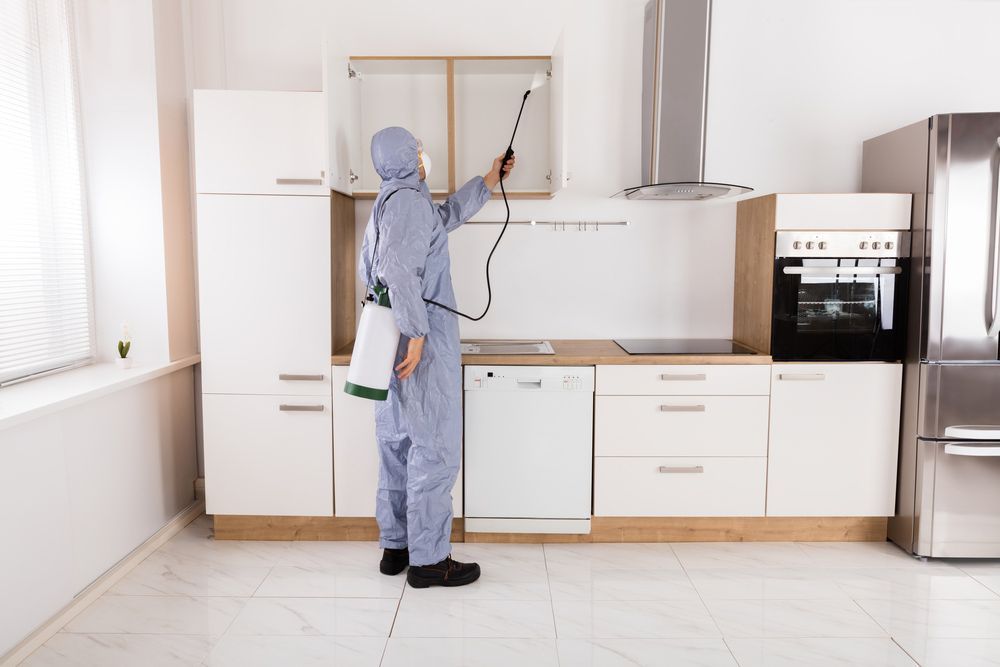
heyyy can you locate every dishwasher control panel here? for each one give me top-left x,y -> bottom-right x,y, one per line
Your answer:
464,366 -> 595,392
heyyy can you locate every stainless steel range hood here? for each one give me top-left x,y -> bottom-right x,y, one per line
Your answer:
614,0 -> 752,201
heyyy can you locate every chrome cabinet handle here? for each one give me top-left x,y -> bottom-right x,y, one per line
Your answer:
275,177 -> 323,185
987,137 -> 1000,337
349,169 -> 359,184
278,404 -> 325,412
660,373 -> 707,381
783,266 -> 902,276
658,465 -> 704,473
944,443 -> 1000,457
659,404 -> 706,412
278,373 -> 325,381
777,373 -> 826,381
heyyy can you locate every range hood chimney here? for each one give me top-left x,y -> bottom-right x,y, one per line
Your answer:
614,0 -> 752,201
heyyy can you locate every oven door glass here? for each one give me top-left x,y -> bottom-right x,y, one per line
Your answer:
771,257 -> 909,361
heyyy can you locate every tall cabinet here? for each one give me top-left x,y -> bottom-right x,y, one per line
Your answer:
194,90 -> 334,517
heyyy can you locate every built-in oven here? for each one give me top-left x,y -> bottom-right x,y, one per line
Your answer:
771,231 -> 911,361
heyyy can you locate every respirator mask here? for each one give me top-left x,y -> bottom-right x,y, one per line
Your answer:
417,139 -> 432,181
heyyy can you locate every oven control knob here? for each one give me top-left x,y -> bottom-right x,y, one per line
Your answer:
872,242 -> 882,250
885,241 -> 894,250
818,241 -> 827,250
793,241 -> 802,250
859,241 -> 868,250
805,241 -> 815,250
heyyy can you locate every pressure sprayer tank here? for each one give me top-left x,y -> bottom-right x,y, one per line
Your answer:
344,287 -> 400,401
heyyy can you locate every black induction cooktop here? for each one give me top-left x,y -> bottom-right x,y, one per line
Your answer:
614,339 -> 759,355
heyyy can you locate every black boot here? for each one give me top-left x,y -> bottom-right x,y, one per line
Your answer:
380,547 -> 409,575
407,555 -> 481,588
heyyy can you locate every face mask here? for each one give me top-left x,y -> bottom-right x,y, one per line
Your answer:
418,150 -> 432,181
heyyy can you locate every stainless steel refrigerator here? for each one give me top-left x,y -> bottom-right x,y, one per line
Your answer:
863,113 -> 1000,558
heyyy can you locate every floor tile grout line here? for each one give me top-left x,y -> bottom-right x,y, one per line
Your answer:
668,542 -> 730,645
541,543 -> 562,666
889,636 -> 925,667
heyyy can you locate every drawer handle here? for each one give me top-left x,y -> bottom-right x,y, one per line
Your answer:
279,404 -> 325,412
658,465 -> 704,474
660,373 -> 707,381
659,404 -> 706,412
275,177 -> 323,185
777,373 -> 826,381
279,373 -> 325,381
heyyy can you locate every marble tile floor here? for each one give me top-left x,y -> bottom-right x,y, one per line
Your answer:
18,515 -> 1000,666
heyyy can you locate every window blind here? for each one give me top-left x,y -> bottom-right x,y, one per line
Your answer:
0,0 -> 94,385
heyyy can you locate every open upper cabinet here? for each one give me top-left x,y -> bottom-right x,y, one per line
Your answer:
325,40 -> 567,199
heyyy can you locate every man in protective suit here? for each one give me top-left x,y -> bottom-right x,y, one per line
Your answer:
359,126 -> 514,588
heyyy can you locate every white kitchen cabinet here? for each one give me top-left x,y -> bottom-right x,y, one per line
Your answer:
326,48 -> 567,199
595,395 -> 769,457
192,90 -> 327,196
197,194 -> 331,396
203,394 -> 332,517
596,364 -> 771,396
771,193 -> 911,230
331,366 -> 462,518
594,364 -> 770,518
595,457 -> 767,517
767,363 -> 902,517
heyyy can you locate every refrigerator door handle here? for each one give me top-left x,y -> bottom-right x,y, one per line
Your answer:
944,425 -> 1000,440
987,137 -> 1000,337
944,443 -> 1000,457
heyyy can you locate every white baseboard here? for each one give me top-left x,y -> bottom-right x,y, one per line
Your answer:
0,500 -> 206,667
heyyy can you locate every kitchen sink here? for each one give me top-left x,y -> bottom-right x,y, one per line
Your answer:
460,340 -> 555,355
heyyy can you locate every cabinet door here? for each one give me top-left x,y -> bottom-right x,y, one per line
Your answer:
331,366 -> 462,517
193,90 -> 327,196
204,394 -> 332,517
767,363 -> 902,516
549,31 -> 567,194
197,194 -> 331,395
326,53 -> 360,196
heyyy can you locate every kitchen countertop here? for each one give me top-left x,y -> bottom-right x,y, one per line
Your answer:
331,339 -> 771,366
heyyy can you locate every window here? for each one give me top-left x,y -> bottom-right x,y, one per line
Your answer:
0,0 -> 94,385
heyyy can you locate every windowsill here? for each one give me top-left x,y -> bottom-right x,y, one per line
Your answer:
0,355 -> 200,432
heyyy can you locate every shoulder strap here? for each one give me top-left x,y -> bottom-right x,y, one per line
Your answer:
365,187 -> 420,300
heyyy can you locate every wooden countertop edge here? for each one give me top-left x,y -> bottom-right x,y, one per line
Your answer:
331,339 -> 772,366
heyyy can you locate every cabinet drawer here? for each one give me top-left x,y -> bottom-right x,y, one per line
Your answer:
204,394 -> 332,517
596,365 -> 770,396
197,194 -> 331,395
595,396 -> 769,456
594,457 -> 766,517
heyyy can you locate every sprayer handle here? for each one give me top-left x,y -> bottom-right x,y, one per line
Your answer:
499,146 -> 514,181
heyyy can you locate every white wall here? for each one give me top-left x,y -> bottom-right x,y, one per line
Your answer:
0,369 -> 198,656
187,0 -> 1000,339
74,0 -> 199,362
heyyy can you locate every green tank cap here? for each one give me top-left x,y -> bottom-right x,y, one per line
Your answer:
372,284 -> 391,308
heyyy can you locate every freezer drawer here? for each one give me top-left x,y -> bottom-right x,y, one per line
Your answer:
914,439 -> 1000,557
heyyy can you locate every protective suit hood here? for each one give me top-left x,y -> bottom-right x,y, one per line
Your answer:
371,126 -> 421,184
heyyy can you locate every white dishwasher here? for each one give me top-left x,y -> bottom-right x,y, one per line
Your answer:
464,365 -> 594,534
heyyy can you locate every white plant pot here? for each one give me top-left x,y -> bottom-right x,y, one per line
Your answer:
116,357 -> 133,369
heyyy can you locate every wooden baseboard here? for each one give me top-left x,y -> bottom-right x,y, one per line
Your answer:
213,515 -> 885,543
213,515 -> 466,542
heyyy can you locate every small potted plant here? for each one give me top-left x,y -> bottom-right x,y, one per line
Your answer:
117,323 -> 133,369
